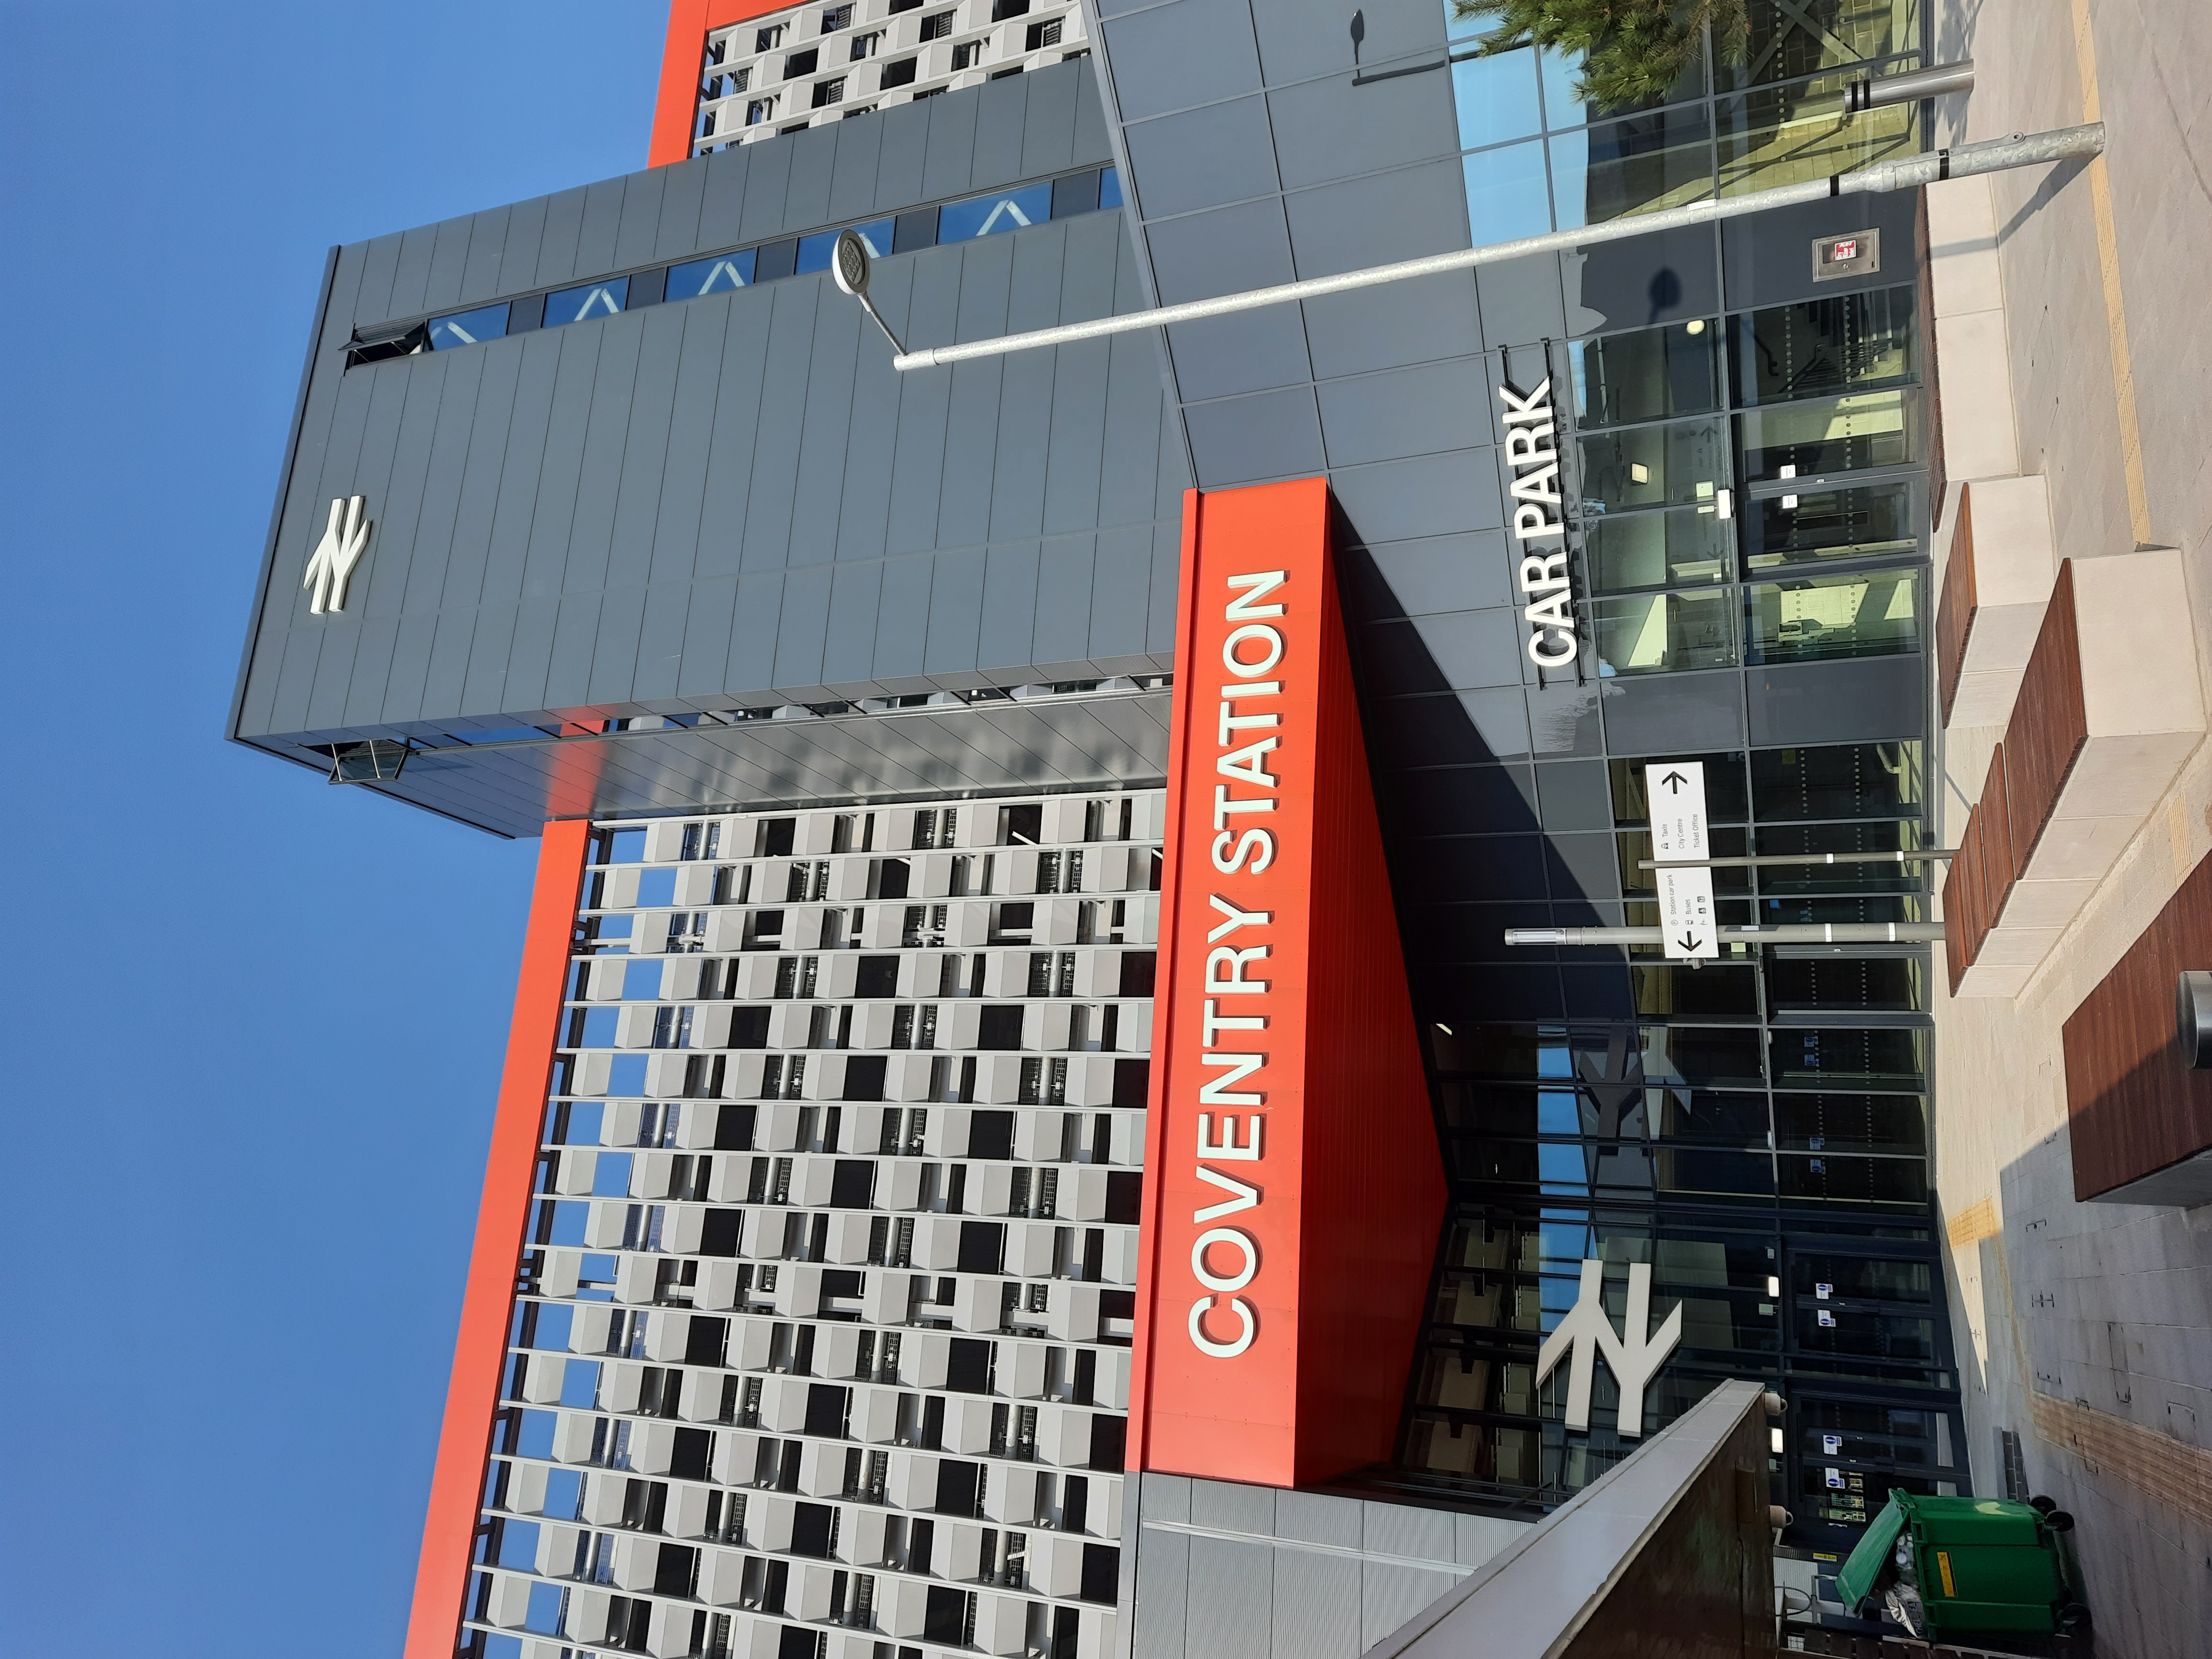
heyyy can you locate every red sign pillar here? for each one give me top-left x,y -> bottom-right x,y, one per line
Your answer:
1132,480 -> 1445,1489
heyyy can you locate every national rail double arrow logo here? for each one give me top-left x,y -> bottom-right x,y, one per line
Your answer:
303,495 -> 371,615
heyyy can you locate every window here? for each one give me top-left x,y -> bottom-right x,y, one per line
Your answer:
812,77 -> 846,107
666,250 -> 756,299
428,303 -> 509,351
746,97 -> 776,125
1099,164 -> 1122,209
785,47 -> 819,77
992,0 -> 1030,17
704,66 -> 750,98
543,279 -> 627,327
951,39 -> 983,69
756,23 -> 785,50
850,29 -> 881,58
938,181 -> 1051,240
919,10 -> 954,39
989,64 -> 1023,77
879,56 -> 918,88
1024,17 -> 1061,48
797,218 -> 892,273
821,2 -> 853,30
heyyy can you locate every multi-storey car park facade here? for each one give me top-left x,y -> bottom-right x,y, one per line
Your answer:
481,795 -> 1160,1659
690,0 -> 1092,152
227,4 -> 2016,1657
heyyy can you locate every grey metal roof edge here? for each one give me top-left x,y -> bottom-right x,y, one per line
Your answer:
226,243 -> 340,748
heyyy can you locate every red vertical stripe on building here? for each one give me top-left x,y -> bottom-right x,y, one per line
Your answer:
1134,480 -> 1442,1488
402,819 -> 591,1659
651,0 -> 822,168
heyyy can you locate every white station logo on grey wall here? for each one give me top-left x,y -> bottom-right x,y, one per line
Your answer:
1536,1259 -> 1684,1437
303,495 -> 371,615
1647,760 -> 1717,961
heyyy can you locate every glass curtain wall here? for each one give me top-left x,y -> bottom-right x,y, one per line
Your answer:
1387,738 -> 1958,1551
1446,0 -> 1926,244
1566,284 -> 1926,678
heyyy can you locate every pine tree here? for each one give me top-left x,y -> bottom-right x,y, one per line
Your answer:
1451,0 -> 1747,110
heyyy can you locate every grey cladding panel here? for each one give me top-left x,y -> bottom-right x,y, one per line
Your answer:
575,177 -> 627,276
789,292 -> 864,567
422,215 -> 474,311
1184,1535 -> 1272,1659
609,306 -> 689,588
1123,97 -> 1279,220
459,206 -> 512,303
614,169 -> 667,269
497,195 -> 550,299
533,187 -> 589,289
827,115 -> 885,223
971,74 -> 1030,189
563,313 -> 649,594
1284,159 -> 1469,281
352,232 -> 406,331
782,126 -> 838,236
871,101 -> 931,215
1316,357 -> 1489,468
1018,63 -> 1082,178
696,149 -> 752,249
654,157 -> 710,260
1101,0 -> 1262,123
386,223 -> 440,321
921,90 -> 981,202
1266,71 -> 1457,191
738,142 -> 794,243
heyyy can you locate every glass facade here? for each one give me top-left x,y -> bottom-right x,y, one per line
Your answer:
1445,0 -> 1927,241
1360,9 -> 1958,1562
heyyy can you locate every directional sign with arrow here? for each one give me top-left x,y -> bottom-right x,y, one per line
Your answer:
1645,762 -> 1717,961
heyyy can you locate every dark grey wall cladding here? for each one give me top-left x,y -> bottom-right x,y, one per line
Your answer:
233,60 -> 1188,830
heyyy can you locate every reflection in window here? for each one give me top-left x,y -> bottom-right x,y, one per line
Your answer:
1733,288 -> 1916,406
1099,165 -> 1123,210
1549,107 -> 1713,228
1718,0 -> 1922,90
1775,1091 -> 1925,1154
1571,320 -> 1721,427
1591,589 -> 1738,675
1746,569 -> 1917,664
1579,417 -> 1727,513
1449,48 -> 1542,148
937,182 -> 1051,240
1718,82 -> 1917,196
544,278 -> 629,327
1744,482 -> 1915,571
1749,741 -> 1923,821
797,217 -> 893,274
1736,389 -> 1916,481
666,250 -> 757,299
1765,957 -> 1926,1013
428,303 -> 510,350
1584,503 -> 1732,591
1770,1026 -> 1925,1090
1462,140 -> 1552,244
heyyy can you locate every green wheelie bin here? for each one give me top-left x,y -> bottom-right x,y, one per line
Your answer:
1836,1489 -> 2089,1639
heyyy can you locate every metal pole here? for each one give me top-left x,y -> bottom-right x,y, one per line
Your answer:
889,122 -> 2100,371
1636,849 -> 1957,871
1847,60 -> 1974,112
1503,923 -> 1945,946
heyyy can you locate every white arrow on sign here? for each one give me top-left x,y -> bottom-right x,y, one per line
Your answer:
1645,761 -> 1710,861
1646,761 -> 1717,960
1655,865 -> 1718,959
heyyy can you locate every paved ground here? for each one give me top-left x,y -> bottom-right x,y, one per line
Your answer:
1927,4 -> 2212,1657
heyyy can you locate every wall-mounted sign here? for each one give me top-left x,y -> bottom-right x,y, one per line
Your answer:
1535,1259 -> 1684,1437
1499,377 -> 1579,667
1646,761 -> 1717,961
303,495 -> 372,615
1135,479 -> 1441,1489
1813,228 -> 1880,282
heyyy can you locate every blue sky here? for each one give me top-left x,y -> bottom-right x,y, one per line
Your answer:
0,6 -> 658,1652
